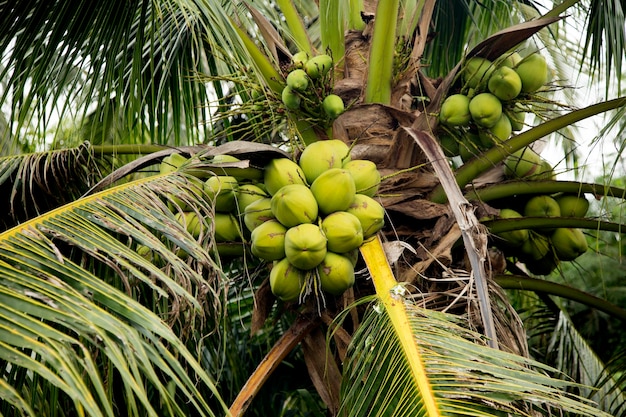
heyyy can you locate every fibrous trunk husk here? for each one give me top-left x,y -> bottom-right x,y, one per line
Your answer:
325,12 -> 567,357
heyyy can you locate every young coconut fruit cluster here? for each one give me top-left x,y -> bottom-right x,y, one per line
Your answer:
281,52 -> 345,125
438,50 -> 549,160
491,193 -> 590,275
158,153 -> 256,250
248,139 -> 385,302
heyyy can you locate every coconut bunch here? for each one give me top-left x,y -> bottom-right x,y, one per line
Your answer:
158,153 -> 253,248
483,147 -> 589,274
490,192 -> 590,275
248,139 -> 385,302
438,50 -> 549,160
281,52 -> 345,126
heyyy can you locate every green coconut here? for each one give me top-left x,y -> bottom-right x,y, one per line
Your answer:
243,197 -> 275,232
292,51 -> 309,68
322,94 -> 345,119
524,195 -> 561,218
463,57 -> 495,89
342,159 -> 381,197
281,85 -> 301,110
305,54 -> 333,79
250,219 -> 287,261
478,113 -> 512,147
520,232 -> 551,261
469,93 -> 503,128
317,252 -> 355,296
214,213 -> 242,242
488,66 -> 522,101
321,211 -> 364,253
503,147 -> 542,179
551,228 -> 588,261
346,194 -> 385,238
269,258 -> 305,302
286,69 -> 309,92
271,184 -> 319,227
515,53 -> 548,93
284,223 -> 327,270
310,168 -> 356,215
439,94 -> 471,127
203,176 -> 239,212
236,183 -> 268,214
493,208 -> 529,247
556,194 -> 589,218
299,139 -> 351,183
264,158 -> 307,195
159,153 -> 188,174
175,212 -> 203,239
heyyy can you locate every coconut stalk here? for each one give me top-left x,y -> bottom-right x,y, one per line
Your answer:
231,22 -> 284,94
348,0 -> 365,30
495,275 -> 626,321
359,235 -> 441,417
276,0 -> 313,55
430,96 -> 626,203
319,0 -> 345,63
465,180 -> 626,202
364,0 -> 400,104
484,216 -> 626,235
398,0 -> 424,39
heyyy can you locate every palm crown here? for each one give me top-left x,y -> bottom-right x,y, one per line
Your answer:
0,1 -> 625,416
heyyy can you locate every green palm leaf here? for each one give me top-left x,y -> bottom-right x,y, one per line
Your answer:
338,295 -> 611,416
514,290 -> 626,417
546,0 -> 626,93
345,237 -> 611,417
424,1 -> 523,78
0,168 -> 231,416
0,142 -> 109,230
0,0 -> 261,146
549,311 -> 626,416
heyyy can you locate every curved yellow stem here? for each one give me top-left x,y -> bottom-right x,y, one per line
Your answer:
360,236 -> 441,417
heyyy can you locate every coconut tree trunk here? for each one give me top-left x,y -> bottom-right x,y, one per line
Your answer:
328,2 -> 552,356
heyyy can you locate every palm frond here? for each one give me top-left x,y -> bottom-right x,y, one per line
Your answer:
338,299 -> 610,417
517,2 -> 620,174
424,0 -> 524,78
0,0 -> 261,148
597,349 -> 626,417
0,167 -> 232,415
580,0 -> 626,94
0,142 -> 110,231
548,311 -> 626,416
509,283 -> 626,417
347,237 -> 609,416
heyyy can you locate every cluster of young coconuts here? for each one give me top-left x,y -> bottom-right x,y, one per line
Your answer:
490,147 -> 590,275
438,50 -> 549,159
435,50 -> 589,274
250,139 -> 384,302
154,140 -> 384,302
158,153 -> 247,250
281,52 -> 345,122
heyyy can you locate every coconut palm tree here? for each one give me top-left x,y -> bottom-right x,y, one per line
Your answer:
0,0 -> 625,416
